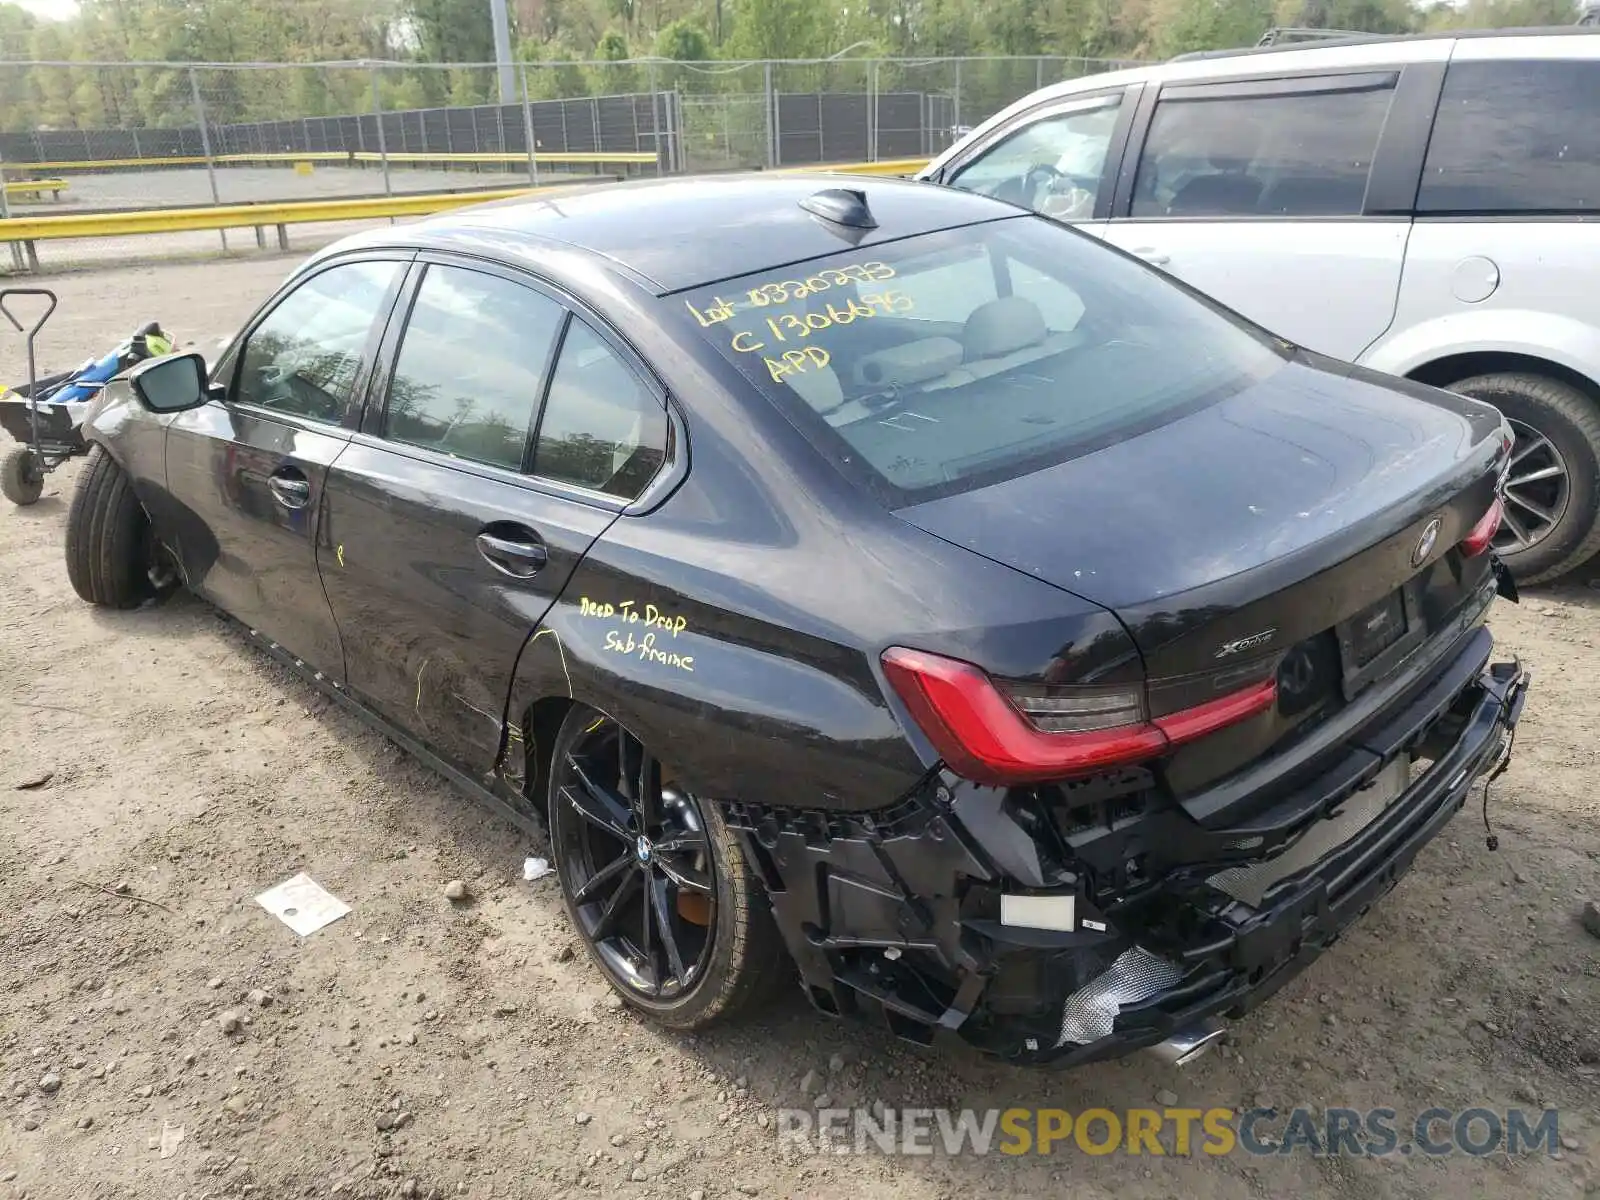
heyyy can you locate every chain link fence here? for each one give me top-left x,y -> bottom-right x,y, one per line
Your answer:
0,56 -> 1142,217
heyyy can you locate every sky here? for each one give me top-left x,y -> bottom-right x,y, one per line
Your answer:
12,0 -> 79,19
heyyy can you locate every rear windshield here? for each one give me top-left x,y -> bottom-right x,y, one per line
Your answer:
676,217 -> 1286,504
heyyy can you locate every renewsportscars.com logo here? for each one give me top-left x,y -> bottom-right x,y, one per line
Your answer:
776,1106 -> 1563,1158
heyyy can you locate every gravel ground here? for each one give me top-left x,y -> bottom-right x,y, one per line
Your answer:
1,257 -> 1598,1200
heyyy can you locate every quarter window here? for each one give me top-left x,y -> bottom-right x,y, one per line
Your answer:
1130,76 -> 1396,218
532,319 -> 667,499
947,97 -> 1123,222
385,265 -> 565,470
235,260 -> 400,424
1418,60 -> 1600,214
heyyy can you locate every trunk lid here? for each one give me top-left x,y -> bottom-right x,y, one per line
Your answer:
896,357 -> 1509,797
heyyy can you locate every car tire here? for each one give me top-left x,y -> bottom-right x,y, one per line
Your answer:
1449,372 -> 1600,585
547,704 -> 789,1029
1,445 -> 44,506
65,443 -> 157,609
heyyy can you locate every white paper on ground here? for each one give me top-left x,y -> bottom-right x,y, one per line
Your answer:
255,872 -> 351,936
523,856 -> 553,881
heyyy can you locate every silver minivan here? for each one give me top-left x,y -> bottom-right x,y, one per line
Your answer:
920,27 -> 1600,583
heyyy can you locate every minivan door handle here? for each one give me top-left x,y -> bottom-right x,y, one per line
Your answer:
476,526 -> 548,578
267,468 -> 312,509
1131,246 -> 1171,266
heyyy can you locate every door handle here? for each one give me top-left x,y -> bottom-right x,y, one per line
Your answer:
1132,247 -> 1170,266
476,529 -> 548,578
267,469 -> 312,509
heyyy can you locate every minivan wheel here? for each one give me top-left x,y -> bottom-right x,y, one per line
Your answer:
1449,372 -> 1600,585
547,706 -> 789,1029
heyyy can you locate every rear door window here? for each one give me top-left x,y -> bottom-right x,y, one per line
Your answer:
1130,74 -> 1397,218
1417,59 -> 1600,214
384,264 -> 565,471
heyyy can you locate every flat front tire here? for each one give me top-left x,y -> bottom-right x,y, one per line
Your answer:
1450,372 -> 1600,585
1,445 -> 44,506
65,444 -> 156,609
547,705 -> 789,1029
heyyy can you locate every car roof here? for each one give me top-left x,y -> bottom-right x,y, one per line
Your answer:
346,174 -> 1016,296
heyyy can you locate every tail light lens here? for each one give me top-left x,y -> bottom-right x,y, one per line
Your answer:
1459,497 -> 1504,558
880,647 -> 1277,786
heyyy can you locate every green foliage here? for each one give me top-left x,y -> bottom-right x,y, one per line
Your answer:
654,16 -> 711,60
0,0 -> 1589,136
725,0 -> 835,59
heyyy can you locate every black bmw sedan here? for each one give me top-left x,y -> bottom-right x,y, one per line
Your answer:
66,174 -> 1529,1067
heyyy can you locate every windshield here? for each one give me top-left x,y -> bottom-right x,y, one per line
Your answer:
676,217 -> 1287,504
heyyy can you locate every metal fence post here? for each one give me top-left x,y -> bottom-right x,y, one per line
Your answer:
764,61 -> 776,169
647,60 -> 661,175
868,60 -> 878,162
953,59 -> 963,135
520,64 -> 540,188
669,89 -> 681,173
188,66 -> 227,251
369,64 -> 393,197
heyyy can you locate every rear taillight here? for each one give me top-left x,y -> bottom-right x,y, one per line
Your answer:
880,647 -> 1277,786
1460,497 -> 1504,558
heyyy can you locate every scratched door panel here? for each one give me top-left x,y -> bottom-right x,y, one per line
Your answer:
317,441 -> 616,780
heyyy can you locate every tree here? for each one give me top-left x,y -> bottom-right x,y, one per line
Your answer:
589,26 -> 636,91
653,16 -> 710,59
726,0 -> 836,59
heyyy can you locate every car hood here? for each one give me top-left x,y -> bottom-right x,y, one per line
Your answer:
894,355 -> 1507,614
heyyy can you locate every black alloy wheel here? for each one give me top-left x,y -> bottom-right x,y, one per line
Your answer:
552,712 -> 718,1005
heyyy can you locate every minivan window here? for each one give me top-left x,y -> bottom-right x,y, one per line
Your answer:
677,219 -> 1285,504
947,96 -> 1123,222
1418,60 -> 1600,214
1130,77 -> 1396,218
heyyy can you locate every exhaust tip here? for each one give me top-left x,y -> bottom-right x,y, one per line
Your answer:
1145,1017 -> 1226,1067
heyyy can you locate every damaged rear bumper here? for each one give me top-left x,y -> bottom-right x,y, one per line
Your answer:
726,627 -> 1529,1067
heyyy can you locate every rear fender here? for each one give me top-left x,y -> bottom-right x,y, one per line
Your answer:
1360,309 -> 1600,391
500,573 -> 930,816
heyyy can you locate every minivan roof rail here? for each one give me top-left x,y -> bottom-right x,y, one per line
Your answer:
1165,24 -> 1598,63
1254,26 -> 1372,46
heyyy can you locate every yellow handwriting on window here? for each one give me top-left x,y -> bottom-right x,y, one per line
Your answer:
744,261 -> 897,308
760,290 -> 914,345
764,346 -> 831,383
685,296 -> 735,328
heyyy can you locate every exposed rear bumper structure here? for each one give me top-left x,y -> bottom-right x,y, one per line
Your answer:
726,622 -> 1529,1066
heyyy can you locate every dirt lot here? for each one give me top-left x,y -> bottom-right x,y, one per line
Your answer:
1,258 -> 1598,1200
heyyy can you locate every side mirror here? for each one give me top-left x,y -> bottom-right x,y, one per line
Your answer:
129,351 -> 209,414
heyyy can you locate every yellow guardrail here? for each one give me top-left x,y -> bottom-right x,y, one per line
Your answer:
0,184 -> 581,243
803,157 -> 930,176
3,178 -> 69,198
2,150 -> 656,174
0,157 -> 931,272
0,181 -> 607,272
